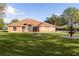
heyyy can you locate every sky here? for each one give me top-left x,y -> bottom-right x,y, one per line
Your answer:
4,3 -> 79,23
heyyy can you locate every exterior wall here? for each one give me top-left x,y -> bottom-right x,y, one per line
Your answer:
8,27 -> 13,32
24,25 -> 28,32
8,26 -> 23,32
39,26 -> 55,32
8,26 -> 55,33
17,27 -> 22,32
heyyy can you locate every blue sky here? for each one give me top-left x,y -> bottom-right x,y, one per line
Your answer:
5,3 -> 79,23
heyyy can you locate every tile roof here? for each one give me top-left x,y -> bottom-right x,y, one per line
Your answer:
8,19 -> 54,27
38,22 -> 54,27
8,19 -> 41,26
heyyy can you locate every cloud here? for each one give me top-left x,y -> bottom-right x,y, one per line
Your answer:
4,5 -> 24,15
54,13 -> 61,16
4,5 -> 16,15
19,12 -> 24,15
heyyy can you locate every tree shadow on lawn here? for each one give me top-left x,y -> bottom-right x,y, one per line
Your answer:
0,33 -> 79,55
0,39 -> 79,56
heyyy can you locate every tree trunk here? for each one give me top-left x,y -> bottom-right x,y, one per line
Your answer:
70,33 -> 73,37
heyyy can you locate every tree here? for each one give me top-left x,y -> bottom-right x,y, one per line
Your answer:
0,3 -> 6,18
45,15 -> 67,27
62,7 -> 79,37
62,7 -> 79,23
11,19 -> 19,23
45,15 -> 57,25
0,18 -> 4,29
0,4 -> 6,29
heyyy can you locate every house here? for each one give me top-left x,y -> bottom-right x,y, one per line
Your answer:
8,19 -> 56,32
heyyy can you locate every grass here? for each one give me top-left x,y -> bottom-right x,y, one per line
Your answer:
0,31 -> 79,55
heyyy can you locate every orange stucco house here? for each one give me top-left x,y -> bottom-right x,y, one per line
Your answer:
8,19 -> 56,32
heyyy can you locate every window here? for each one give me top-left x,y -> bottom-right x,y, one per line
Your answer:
13,27 -> 16,31
50,27 -> 52,31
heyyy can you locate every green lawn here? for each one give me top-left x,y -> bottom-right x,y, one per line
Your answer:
0,31 -> 79,56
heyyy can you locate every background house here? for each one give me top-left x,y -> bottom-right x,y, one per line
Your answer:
8,19 -> 56,32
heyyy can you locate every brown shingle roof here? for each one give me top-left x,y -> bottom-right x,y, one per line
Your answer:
8,19 -> 54,27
